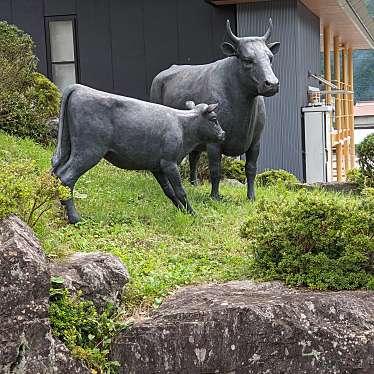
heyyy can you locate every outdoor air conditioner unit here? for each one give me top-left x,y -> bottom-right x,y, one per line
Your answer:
302,105 -> 333,183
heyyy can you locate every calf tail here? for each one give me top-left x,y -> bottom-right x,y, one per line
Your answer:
51,85 -> 77,174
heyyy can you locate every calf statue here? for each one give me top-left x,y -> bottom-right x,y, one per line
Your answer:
151,19 -> 280,200
52,84 -> 225,223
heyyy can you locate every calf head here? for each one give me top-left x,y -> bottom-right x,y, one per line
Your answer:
186,101 -> 225,143
221,19 -> 280,97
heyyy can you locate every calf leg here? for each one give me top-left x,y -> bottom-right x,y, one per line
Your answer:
245,144 -> 260,200
55,152 -> 104,223
189,150 -> 201,186
207,144 -> 222,200
160,160 -> 196,215
152,171 -> 184,210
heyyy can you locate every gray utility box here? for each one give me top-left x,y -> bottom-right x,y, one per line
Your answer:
302,106 -> 333,183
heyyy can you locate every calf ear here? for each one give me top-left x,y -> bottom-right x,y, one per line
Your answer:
185,101 -> 196,109
206,103 -> 219,113
221,42 -> 238,57
268,42 -> 280,55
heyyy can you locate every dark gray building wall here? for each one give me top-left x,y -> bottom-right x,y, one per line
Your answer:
0,0 -> 235,100
237,0 -> 320,179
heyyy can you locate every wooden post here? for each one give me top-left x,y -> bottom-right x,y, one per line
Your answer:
342,45 -> 350,173
334,35 -> 343,182
323,26 -> 331,105
348,47 -> 356,169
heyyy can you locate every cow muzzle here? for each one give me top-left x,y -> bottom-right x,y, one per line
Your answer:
259,79 -> 279,96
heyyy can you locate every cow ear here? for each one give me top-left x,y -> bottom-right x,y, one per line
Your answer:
268,42 -> 280,55
206,103 -> 219,113
185,101 -> 196,109
221,42 -> 238,57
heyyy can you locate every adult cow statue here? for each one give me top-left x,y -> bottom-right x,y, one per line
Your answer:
52,84 -> 225,223
151,19 -> 280,200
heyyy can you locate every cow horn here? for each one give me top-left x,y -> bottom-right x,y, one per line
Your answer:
263,18 -> 272,41
226,20 -> 239,44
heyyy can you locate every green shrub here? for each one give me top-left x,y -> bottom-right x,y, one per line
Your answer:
357,133 -> 374,187
240,190 -> 374,290
255,169 -> 299,187
0,22 -> 60,144
0,21 -> 37,93
49,287 -> 126,373
0,160 -> 69,226
180,154 -> 246,183
346,168 -> 365,190
221,157 -> 246,183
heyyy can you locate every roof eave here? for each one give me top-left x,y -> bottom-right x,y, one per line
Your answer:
337,0 -> 374,49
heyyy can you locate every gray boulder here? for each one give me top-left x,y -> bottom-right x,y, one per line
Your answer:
111,281 -> 374,374
50,252 -> 130,312
0,215 -> 89,373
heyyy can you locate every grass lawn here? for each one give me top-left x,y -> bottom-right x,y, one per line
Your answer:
1,132 -> 273,311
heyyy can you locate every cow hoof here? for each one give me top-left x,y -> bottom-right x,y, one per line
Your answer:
188,209 -> 197,216
210,194 -> 221,201
67,213 -> 81,225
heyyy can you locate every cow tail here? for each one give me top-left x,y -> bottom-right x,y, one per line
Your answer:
150,75 -> 164,104
51,85 -> 76,174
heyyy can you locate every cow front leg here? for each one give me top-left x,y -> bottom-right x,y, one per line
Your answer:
160,160 -> 196,215
207,144 -> 222,200
189,150 -> 201,186
245,144 -> 260,200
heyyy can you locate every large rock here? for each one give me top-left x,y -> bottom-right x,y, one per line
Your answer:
0,215 -> 89,373
111,281 -> 374,374
50,252 -> 130,312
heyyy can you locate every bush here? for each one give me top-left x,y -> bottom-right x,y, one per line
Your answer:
255,169 -> 299,187
0,22 -> 60,144
49,287 -> 126,373
0,160 -> 69,226
240,190 -> 374,290
221,157 -> 246,183
357,133 -> 374,187
0,21 -> 37,93
346,168 -> 365,190
180,154 -> 246,183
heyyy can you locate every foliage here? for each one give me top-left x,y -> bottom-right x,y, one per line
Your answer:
0,21 -> 37,93
221,157 -> 246,183
361,187 -> 374,198
255,169 -> 299,187
180,153 -> 246,183
346,168 -> 366,190
0,160 -> 69,226
49,287 -> 126,373
357,133 -> 374,187
0,22 -> 60,144
241,190 -> 374,290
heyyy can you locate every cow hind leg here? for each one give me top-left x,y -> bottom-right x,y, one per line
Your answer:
189,151 -> 201,186
55,150 -> 105,224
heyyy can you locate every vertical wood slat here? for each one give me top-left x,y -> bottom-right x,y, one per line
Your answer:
323,25 -> 331,105
342,45 -> 350,173
348,47 -> 356,169
334,34 -> 343,182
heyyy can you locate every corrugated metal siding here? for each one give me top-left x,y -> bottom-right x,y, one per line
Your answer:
237,0 -> 320,180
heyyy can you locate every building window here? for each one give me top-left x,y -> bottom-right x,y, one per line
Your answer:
46,17 -> 78,92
